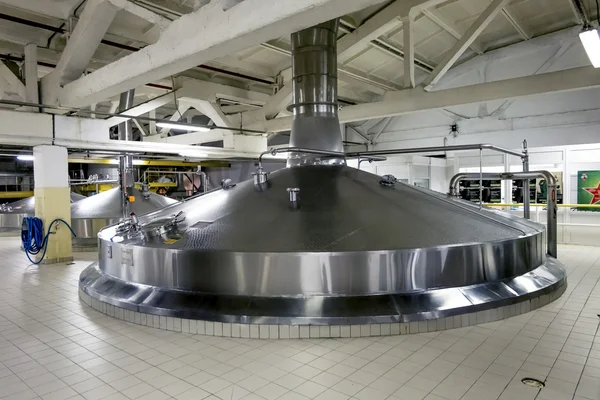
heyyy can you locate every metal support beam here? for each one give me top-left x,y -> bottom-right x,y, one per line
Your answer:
421,8 -> 484,54
424,0 -> 509,88
59,0 -> 388,108
106,92 -> 175,126
261,66 -> 600,131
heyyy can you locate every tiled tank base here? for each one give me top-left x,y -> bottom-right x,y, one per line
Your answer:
79,286 -> 566,340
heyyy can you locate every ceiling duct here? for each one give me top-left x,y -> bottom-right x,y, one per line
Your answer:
288,20 -> 343,166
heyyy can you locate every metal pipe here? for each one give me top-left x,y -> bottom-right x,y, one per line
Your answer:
449,170 -> 558,258
522,139 -> 530,219
347,143 -> 526,159
258,147 -> 345,167
118,90 -> 135,219
288,19 -> 344,166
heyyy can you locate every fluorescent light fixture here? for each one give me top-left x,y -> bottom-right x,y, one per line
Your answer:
580,28 -> 600,68
179,150 -> 209,158
156,122 -> 210,132
16,155 -> 34,161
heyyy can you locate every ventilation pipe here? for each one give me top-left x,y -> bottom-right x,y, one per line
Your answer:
287,19 -> 344,167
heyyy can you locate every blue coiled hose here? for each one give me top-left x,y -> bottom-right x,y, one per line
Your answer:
21,217 -> 76,265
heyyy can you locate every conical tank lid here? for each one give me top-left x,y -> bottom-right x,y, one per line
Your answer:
71,187 -> 178,219
1,192 -> 86,214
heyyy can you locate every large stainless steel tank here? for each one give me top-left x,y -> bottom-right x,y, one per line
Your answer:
71,187 -> 178,249
0,193 -> 85,236
79,20 -> 566,336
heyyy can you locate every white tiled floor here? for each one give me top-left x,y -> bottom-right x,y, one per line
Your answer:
0,237 -> 599,400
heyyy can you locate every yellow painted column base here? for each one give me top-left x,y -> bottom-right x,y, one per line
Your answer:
34,187 -> 73,264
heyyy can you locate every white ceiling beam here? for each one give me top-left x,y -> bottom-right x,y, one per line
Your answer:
260,66 -> 600,131
500,8 -> 531,40
424,0 -> 509,89
337,0 -> 446,63
181,99 -> 232,127
178,79 -> 270,106
491,41 -> 574,117
107,0 -> 171,29
0,62 -> 25,101
41,0 -> 120,104
433,26 -> 580,90
58,0 -> 387,108
403,16 -> 415,88
106,92 -> 175,126
261,85 -> 293,120
23,43 -> 38,107
133,118 -> 149,136
566,0 -> 583,24
421,8 -> 484,54
158,102 -> 192,136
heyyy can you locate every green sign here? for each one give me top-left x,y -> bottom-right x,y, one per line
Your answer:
577,170 -> 600,211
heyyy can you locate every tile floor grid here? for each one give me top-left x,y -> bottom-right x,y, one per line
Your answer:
0,238 -> 598,400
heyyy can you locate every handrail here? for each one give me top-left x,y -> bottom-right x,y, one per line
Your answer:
346,143 -> 526,159
449,170 -> 557,258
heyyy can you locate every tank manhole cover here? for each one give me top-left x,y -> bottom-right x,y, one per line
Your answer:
521,378 -> 545,388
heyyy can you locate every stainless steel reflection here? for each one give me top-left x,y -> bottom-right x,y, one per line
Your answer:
0,192 -> 85,234
449,171 -> 557,258
79,165 -> 567,323
71,187 -> 178,248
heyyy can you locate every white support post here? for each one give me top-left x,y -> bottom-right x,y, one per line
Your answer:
403,16 -> 415,89
133,119 -> 149,136
24,43 -> 39,109
424,0 -> 508,89
149,109 -> 157,136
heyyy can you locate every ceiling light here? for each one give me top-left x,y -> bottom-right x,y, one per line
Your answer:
580,28 -> 600,68
156,122 -> 210,132
179,150 -> 209,158
16,155 -> 34,161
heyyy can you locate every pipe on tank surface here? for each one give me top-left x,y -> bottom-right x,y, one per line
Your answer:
449,171 -> 558,258
287,19 -> 344,167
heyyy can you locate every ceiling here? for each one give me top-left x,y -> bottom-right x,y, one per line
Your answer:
0,0 -> 594,127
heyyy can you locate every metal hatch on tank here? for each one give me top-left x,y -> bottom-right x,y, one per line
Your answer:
79,19 -> 566,336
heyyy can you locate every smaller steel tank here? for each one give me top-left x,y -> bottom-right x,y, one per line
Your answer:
70,187 -> 178,249
0,193 -> 85,236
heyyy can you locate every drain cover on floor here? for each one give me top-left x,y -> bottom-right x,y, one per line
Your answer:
521,378 -> 545,388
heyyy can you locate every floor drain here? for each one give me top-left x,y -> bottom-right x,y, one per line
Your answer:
521,378 -> 545,388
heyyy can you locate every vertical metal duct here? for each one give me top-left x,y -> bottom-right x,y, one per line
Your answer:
117,89 -> 135,218
288,19 -> 344,167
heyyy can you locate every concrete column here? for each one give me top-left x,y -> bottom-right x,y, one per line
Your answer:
33,145 -> 72,264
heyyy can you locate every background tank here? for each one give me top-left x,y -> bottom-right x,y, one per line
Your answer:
0,192 -> 85,236
70,187 -> 178,249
